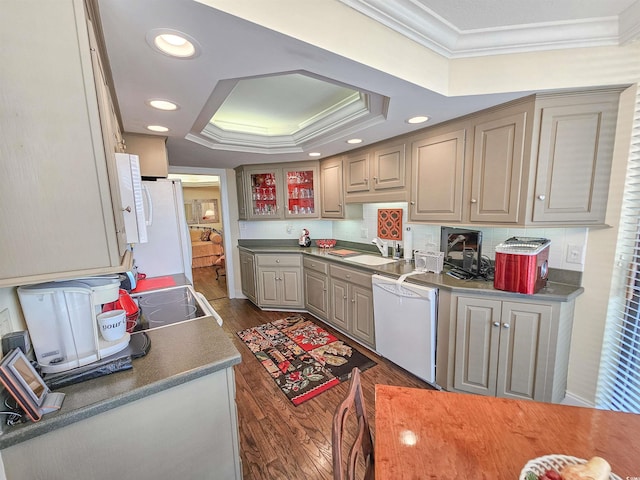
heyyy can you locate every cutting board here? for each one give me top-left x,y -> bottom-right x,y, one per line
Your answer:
328,249 -> 360,257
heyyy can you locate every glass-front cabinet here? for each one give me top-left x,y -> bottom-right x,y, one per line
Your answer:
285,166 -> 317,218
244,162 -> 319,220
247,168 -> 283,218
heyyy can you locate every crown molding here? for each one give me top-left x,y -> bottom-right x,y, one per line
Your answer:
339,0 -> 639,58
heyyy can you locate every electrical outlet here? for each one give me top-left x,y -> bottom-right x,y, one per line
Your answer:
361,228 -> 368,239
567,244 -> 585,264
0,309 -> 12,337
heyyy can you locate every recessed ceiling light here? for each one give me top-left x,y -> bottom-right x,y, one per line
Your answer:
308,152 -> 321,157
148,99 -> 179,111
147,125 -> 169,133
347,138 -> 363,144
407,116 -> 430,124
146,29 -> 200,59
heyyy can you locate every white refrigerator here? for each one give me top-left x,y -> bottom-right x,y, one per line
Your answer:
132,179 -> 193,284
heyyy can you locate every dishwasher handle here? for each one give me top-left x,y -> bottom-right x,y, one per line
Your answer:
373,281 -> 433,299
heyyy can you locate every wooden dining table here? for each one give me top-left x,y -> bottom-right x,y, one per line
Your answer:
375,385 -> 640,479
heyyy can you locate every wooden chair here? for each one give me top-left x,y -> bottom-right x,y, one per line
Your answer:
210,233 -> 226,279
332,367 -> 374,480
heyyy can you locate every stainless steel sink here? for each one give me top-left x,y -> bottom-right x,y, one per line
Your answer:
344,255 -> 398,266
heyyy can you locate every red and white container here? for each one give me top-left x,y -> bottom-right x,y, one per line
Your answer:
494,237 -> 550,295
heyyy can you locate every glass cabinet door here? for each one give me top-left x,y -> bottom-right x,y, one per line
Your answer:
248,169 -> 282,218
285,166 -> 317,218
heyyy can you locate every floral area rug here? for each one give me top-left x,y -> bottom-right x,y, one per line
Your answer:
237,314 -> 376,406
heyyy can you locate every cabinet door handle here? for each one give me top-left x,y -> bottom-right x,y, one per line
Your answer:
351,299 -> 356,303
346,274 -> 351,278
493,322 -> 500,327
537,194 -> 546,201
122,206 -> 132,213
364,178 -> 369,183
373,176 -> 378,183
470,198 -> 477,204
343,295 -> 348,299
502,323 -> 510,329
276,259 -> 280,263
410,201 -> 415,205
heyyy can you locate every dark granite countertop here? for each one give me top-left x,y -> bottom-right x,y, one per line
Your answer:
0,315 -> 241,449
238,242 -> 584,302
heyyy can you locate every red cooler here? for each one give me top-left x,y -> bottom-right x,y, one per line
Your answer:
494,237 -> 550,294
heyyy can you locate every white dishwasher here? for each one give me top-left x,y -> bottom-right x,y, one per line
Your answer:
372,274 -> 438,383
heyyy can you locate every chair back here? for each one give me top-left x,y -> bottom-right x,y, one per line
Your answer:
332,367 -> 374,480
210,233 -> 224,256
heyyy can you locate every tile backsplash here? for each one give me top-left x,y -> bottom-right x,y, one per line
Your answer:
239,202 -> 588,272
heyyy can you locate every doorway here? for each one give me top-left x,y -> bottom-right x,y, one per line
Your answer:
168,172 -> 228,301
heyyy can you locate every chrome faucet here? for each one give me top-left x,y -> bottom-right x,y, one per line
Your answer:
372,237 -> 389,257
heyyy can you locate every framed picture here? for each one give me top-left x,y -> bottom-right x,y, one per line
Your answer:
0,349 -> 63,422
199,199 -> 219,223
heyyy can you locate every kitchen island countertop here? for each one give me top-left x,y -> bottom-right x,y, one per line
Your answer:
0,314 -> 241,449
238,244 -> 583,302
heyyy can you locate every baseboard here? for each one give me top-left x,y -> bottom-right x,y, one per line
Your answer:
560,391 -> 595,408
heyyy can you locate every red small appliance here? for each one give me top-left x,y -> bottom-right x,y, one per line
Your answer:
494,237 -> 550,295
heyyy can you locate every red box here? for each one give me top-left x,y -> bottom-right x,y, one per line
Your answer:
493,238 -> 550,295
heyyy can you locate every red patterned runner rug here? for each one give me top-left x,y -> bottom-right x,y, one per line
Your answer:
237,314 -> 376,406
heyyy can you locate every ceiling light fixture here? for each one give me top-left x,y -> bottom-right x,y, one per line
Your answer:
148,99 -> 179,111
308,152 -> 321,157
146,29 -> 200,59
147,125 -> 169,133
407,116 -> 430,124
347,138 -> 363,144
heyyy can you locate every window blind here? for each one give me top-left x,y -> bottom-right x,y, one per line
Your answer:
597,87 -> 640,413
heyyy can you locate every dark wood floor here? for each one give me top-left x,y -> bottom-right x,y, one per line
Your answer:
193,266 -> 433,480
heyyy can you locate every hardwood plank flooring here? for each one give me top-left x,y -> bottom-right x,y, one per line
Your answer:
195,272 -> 434,480
192,265 -> 227,300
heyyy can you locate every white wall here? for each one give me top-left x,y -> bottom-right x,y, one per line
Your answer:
334,202 -> 588,272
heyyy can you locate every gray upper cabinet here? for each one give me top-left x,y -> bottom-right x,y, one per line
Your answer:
408,90 -> 621,226
320,157 -> 345,218
235,167 -> 248,220
469,109 -> 529,223
345,151 -> 371,193
122,133 -> 168,178
409,128 -> 466,223
530,91 -> 621,224
0,0 -> 129,287
345,141 -> 409,203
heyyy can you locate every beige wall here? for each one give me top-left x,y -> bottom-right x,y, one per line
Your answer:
183,185 -> 223,232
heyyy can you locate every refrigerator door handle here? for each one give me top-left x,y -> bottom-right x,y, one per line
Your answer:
142,184 -> 153,227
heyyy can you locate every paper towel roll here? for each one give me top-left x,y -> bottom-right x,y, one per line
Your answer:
404,227 -> 413,261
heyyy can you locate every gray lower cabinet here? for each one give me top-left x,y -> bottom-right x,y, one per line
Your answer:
255,254 -> 303,309
449,293 -> 574,403
303,257 -> 329,320
239,249 -> 257,303
1,368 -> 242,480
328,264 -> 375,348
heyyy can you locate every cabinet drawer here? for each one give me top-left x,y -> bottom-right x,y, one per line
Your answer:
256,254 -> 301,268
329,265 -> 372,288
303,256 -> 328,274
